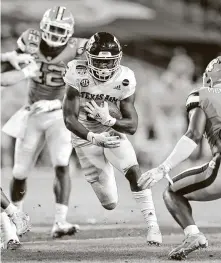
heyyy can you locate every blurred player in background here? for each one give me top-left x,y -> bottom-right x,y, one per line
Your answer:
2,6 -> 87,238
63,32 -> 162,245
1,51 -> 32,250
138,56 -> 221,259
156,47 -> 195,154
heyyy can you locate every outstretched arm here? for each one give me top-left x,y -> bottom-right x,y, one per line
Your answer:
138,107 -> 207,189
1,70 -> 28,86
162,107 -> 206,171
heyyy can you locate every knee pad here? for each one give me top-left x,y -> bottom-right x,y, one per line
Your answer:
102,202 -> 117,210
12,165 -> 28,180
51,147 -> 72,167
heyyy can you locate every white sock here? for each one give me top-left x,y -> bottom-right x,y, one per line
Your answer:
133,189 -> 158,227
13,200 -> 23,211
1,212 -> 19,245
54,203 -> 68,223
184,225 -> 200,236
5,203 -> 18,217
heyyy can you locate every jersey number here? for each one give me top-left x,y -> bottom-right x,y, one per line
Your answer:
33,62 -> 65,87
28,30 -> 40,44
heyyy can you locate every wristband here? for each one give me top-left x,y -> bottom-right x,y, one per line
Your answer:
87,131 -> 94,142
1,51 -> 17,62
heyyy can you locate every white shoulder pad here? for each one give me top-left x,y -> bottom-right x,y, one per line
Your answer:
120,66 -> 136,100
63,60 -> 87,91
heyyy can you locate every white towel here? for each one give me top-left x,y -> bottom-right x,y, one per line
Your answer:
2,106 -> 31,139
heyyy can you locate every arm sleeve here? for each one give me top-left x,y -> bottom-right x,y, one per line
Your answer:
186,90 -> 200,112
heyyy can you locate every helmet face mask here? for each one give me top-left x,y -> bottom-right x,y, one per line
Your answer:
40,6 -> 74,47
86,32 -> 122,82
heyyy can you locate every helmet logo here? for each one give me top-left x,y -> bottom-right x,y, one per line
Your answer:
206,58 -> 220,72
80,79 -> 89,87
98,51 -> 111,57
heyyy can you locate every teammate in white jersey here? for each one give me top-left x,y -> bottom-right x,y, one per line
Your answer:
63,32 -> 162,245
138,57 -> 221,259
2,6 -> 87,238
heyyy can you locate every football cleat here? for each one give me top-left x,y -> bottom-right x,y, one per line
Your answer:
168,232 -> 208,260
51,221 -> 80,238
7,239 -> 22,250
9,211 -> 31,236
146,225 -> 162,246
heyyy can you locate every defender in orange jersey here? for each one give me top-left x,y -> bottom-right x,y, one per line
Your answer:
2,6 -> 87,238
138,56 -> 221,260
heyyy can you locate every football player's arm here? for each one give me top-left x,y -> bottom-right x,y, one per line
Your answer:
160,107 -> 206,172
137,101 -> 207,189
1,50 -> 34,70
1,59 -> 39,87
112,94 -> 138,135
1,70 -> 27,86
63,85 -> 89,140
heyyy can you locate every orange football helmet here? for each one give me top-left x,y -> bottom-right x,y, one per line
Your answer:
203,56 -> 221,87
40,6 -> 75,47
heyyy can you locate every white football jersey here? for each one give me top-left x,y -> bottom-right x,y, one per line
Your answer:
63,60 -> 136,147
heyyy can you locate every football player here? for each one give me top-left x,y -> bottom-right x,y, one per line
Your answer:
2,6 -> 87,238
1,188 -> 31,250
63,32 -> 162,245
1,53 -> 32,250
138,56 -> 221,259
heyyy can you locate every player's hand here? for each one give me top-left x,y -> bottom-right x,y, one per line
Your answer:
31,99 -> 61,115
22,59 -> 39,78
138,165 -> 169,189
87,131 -> 120,148
4,51 -> 35,70
84,101 -> 116,126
